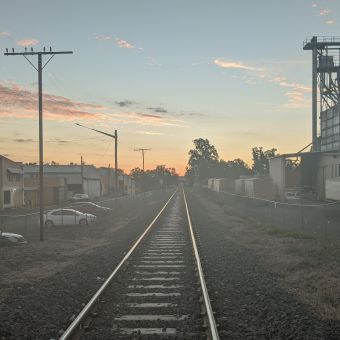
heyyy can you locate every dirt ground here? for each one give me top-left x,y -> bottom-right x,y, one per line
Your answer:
193,190 -> 340,322
0,194 -> 165,304
0,217 -> 130,303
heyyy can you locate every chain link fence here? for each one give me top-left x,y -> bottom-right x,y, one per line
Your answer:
0,190 -> 168,241
202,188 -> 340,249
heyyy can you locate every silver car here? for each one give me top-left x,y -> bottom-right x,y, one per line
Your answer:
44,209 -> 97,227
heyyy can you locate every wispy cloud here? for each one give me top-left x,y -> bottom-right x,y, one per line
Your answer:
213,58 -> 260,71
94,34 -> 135,49
312,3 -> 317,8
213,57 -> 311,110
283,91 -> 309,109
0,82 -> 184,128
146,107 -> 168,114
137,130 -> 163,136
325,19 -> 335,25
0,82 -> 104,121
17,39 -> 39,47
13,138 -> 33,143
319,8 -> 330,16
137,113 -> 162,119
270,77 -> 311,92
0,31 -> 10,37
115,37 -> 134,49
115,100 -> 135,107
95,34 -> 112,41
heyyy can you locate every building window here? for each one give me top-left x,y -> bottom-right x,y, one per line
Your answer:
3,191 -> 11,205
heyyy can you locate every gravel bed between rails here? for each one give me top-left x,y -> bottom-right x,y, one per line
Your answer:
186,190 -> 340,340
83,193 -> 204,339
0,192 -> 171,339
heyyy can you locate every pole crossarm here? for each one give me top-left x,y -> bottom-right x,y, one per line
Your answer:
4,51 -> 73,56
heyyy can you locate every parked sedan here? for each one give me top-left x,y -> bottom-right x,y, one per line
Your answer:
0,231 -> 27,246
70,193 -> 89,202
69,202 -> 111,215
44,209 -> 97,227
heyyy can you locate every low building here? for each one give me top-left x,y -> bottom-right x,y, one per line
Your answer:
0,155 -> 24,209
269,151 -> 340,201
23,176 -> 66,208
23,164 -> 101,200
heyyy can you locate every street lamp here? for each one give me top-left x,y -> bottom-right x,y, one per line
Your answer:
75,123 -> 119,193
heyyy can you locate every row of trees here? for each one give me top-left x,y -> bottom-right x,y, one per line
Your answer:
185,138 -> 278,184
130,165 -> 178,192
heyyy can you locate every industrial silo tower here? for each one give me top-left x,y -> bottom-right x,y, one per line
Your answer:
303,36 -> 340,152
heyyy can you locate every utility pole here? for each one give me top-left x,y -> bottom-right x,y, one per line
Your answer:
134,148 -> 152,171
4,47 -> 73,241
80,156 -> 84,193
75,124 -> 119,193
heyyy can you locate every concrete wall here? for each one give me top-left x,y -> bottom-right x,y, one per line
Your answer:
316,153 -> 340,200
269,157 -> 286,199
235,178 -> 246,195
244,176 -> 274,200
83,179 -> 101,199
212,178 -> 235,193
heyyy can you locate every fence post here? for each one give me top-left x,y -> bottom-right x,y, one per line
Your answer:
300,202 -> 304,231
24,215 -> 28,236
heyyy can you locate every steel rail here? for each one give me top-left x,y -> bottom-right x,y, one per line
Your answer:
182,188 -> 220,340
59,189 -> 178,340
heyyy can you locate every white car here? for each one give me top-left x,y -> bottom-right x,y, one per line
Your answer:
70,193 -> 89,202
284,191 -> 301,201
44,209 -> 97,227
0,231 -> 27,246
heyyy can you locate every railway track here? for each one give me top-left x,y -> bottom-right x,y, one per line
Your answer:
59,188 -> 219,339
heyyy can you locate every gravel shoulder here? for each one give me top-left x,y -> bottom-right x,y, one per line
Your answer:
0,192 -> 171,339
187,189 -> 340,339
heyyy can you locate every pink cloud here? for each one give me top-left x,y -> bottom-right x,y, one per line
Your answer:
17,39 -> 39,47
0,32 -> 10,37
115,38 -> 134,49
0,82 -> 183,127
0,83 -> 105,121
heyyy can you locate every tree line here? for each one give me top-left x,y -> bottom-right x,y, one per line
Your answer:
185,138 -> 279,184
130,165 -> 178,192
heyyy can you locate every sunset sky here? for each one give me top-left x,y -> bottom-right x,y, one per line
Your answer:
1,0 -> 339,175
